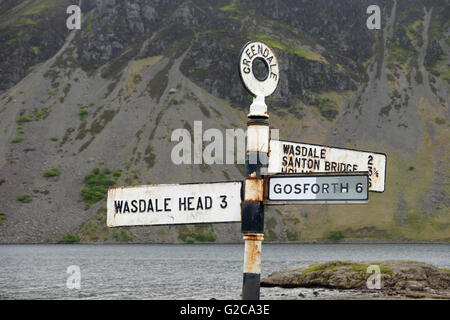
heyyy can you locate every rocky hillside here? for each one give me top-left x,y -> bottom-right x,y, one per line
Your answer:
0,0 -> 448,243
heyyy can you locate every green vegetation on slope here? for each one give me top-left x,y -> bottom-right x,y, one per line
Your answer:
43,168 -> 61,178
178,225 -> 217,243
253,33 -> 328,64
11,136 -> 25,143
58,234 -> 80,244
81,167 -> 116,208
16,194 -> 32,203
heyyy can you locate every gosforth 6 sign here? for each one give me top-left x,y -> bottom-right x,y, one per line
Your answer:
268,140 -> 386,192
107,181 -> 242,227
267,174 -> 369,204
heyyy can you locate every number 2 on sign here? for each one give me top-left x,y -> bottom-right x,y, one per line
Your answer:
368,155 -> 374,188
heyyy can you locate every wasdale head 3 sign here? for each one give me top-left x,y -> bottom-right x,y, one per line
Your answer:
107,181 -> 242,227
239,41 -> 280,97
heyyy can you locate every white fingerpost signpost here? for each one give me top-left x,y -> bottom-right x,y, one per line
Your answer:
107,40 -> 386,301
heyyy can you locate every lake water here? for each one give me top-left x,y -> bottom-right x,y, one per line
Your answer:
0,243 -> 449,300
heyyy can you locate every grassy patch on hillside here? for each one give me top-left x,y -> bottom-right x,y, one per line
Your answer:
194,231 -> 216,242
177,225 -> 216,243
11,136 -> 25,143
0,212 -> 5,225
18,17 -> 40,25
17,114 -> 32,123
34,105 -> 52,120
440,69 -> 450,83
16,194 -> 32,203
48,89 -> 58,97
81,167 -> 116,208
219,4 -> 241,12
43,168 -> 61,178
326,230 -> 345,241
253,34 -> 328,64
79,108 -> 88,117
0,0 -> 64,27
58,234 -> 80,244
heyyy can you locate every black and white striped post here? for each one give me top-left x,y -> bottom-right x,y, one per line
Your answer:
239,41 -> 279,300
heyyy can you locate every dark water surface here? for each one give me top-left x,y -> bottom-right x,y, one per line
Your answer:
0,243 -> 449,299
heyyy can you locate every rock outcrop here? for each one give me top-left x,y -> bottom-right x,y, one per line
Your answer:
261,260 -> 450,298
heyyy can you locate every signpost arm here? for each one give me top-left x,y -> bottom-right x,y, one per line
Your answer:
241,97 -> 269,300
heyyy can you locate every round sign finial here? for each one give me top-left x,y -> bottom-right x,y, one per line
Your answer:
239,41 -> 280,98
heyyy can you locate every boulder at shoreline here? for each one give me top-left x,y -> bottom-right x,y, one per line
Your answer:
261,260 -> 450,299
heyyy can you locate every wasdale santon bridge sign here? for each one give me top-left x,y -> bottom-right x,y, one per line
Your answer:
268,140 -> 386,192
107,40 -> 387,300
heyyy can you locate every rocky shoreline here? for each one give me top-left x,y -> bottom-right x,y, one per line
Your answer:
261,260 -> 450,299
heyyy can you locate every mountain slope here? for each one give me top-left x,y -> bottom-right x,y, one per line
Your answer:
0,0 -> 448,243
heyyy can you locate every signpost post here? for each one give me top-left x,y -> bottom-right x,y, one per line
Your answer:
239,41 -> 279,300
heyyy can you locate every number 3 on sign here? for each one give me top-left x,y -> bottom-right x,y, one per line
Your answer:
220,195 -> 227,208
